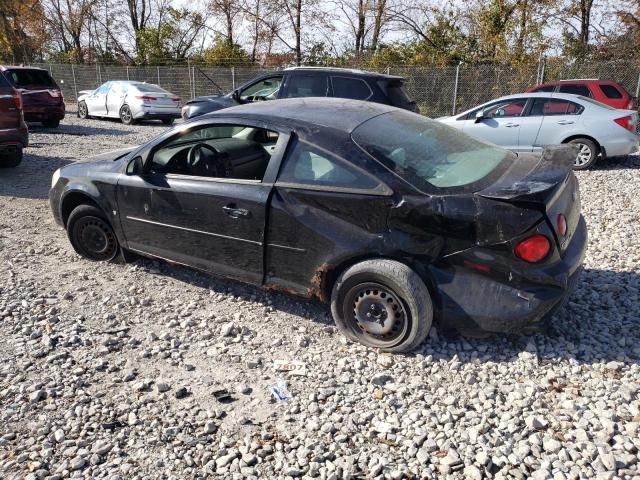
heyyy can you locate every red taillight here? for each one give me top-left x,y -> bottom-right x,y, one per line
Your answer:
13,91 -> 22,110
614,115 -> 635,132
556,214 -> 567,237
514,235 -> 551,263
172,97 -> 181,102
135,95 -> 157,101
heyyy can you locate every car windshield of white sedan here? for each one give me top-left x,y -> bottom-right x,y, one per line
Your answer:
352,111 -> 514,191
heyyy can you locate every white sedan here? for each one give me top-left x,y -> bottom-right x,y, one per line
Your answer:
77,81 -> 181,125
438,92 -> 639,169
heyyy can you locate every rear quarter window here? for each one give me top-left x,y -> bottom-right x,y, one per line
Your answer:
558,84 -> 591,97
380,80 -> 413,107
6,69 -> 56,88
599,84 -> 623,99
331,76 -> 372,100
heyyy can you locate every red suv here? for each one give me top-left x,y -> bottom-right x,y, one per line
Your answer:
0,72 -> 28,167
527,79 -> 635,110
0,66 -> 65,128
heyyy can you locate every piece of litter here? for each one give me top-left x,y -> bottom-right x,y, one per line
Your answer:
274,359 -> 307,376
269,379 -> 291,402
213,389 -> 234,403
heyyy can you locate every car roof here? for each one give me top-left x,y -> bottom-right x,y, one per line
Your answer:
206,97 -> 397,132
537,79 -> 621,85
284,66 -> 402,80
456,92 -> 602,116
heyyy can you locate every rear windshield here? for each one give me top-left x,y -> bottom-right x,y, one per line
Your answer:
380,80 -> 413,106
135,84 -> 169,93
575,95 -> 616,110
5,69 -> 56,87
352,111 -> 514,193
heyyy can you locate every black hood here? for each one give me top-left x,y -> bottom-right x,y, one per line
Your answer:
186,95 -> 237,109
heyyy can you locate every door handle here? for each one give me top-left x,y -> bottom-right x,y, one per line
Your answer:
222,205 -> 250,218
504,123 -> 519,127
557,120 -> 575,125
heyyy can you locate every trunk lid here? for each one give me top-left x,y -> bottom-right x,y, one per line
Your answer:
139,91 -> 181,107
477,145 -> 581,252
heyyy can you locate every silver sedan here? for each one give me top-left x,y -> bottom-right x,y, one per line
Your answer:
438,92 -> 639,169
77,81 -> 181,125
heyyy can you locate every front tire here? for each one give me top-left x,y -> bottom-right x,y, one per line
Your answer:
162,118 -> 175,126
331,259 -> 433,352
78,101 -> 89,119
119,105 -> 135,125
568,138 -> 598,170
0,148 -> 23,168
67,205 -> 119,262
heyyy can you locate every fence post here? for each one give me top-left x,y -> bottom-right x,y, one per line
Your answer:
635,70 -> 640,100
231,66 -> 235,91
452,62 -> 461,116
157,66 -> 161,86
126,66 -> 130,81
71,64 -> 78,103
96,63 -> 100,86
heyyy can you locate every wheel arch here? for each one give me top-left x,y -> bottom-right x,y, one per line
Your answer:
561,134 -> 604,157
60,191 -> 104,227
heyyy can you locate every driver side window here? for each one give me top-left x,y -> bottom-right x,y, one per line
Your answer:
240,76 -> 283,102
148,123 -> 280,181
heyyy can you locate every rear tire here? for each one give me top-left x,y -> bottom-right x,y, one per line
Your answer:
119,105 -> 135,125
568,138 -> 598,170
331,259 -> 433,352
162,118 -> 175,126
42,119 -> 60,128
67,205 -> 119,262
0,148 -> 23,168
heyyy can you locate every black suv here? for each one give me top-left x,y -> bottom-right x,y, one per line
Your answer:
182,67 -> 417,119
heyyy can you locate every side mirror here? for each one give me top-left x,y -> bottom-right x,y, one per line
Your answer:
232,89 -> 240,102
474,110 -> 485,123
126,156 -> 144,175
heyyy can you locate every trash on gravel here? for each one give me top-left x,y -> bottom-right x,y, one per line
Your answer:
269,378 -> 291,402
273,359 -> 307,376
213,389 -> 234,403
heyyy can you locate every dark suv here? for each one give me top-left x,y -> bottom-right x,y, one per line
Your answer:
0,66 -> 65,128
182,67 -> 417,119
0,72 -> 28,167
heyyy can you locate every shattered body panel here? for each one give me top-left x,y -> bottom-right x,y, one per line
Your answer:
49,98 -> 587,335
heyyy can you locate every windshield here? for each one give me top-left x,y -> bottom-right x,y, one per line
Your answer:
352,111 -> 515,193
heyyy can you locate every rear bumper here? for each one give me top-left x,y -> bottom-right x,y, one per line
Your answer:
601,134 -> 639,157
432,215 -> 587,334
133,105 -> 181,120
0,124 -> 29,150
24,104 -> 66,122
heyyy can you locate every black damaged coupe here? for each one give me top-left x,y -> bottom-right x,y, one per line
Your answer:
50,98 -> 587,352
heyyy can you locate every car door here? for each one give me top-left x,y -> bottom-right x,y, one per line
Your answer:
106,82 -> 126,117
265,135 -> 392,296
529,98 -> 585,151
86,82 -> 110,116
116,120 -> 290,285
459,98 -> 528,151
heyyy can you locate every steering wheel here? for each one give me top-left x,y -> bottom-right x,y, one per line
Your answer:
186,143 -> 223,177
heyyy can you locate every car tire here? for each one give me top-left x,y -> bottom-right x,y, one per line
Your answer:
42,119 -> 60,128
67,205 -> 119,262
162,118 -> 175,126
331,259 -> 433,352
0,148 -> 23,168
119,105 -> 135,125
568,138 -> 599,170
78,101 -> 89,119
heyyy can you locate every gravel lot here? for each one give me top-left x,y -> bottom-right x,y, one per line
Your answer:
1,108 -> 640,480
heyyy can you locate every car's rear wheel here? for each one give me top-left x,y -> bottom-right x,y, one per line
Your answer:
78,101 -> 89,119
568,138 -> 598,170
42,119 -> 60,128
162,118 -> 175,126
0,148 -> 23,168
331,259 -> 433,352
119,105 -> 134,125
67,205 -> 119,262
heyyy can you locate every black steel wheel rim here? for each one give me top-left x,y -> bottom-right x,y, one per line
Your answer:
76,217 -> 117,260
343,282 -> 409,347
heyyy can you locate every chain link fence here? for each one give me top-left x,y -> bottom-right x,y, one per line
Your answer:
33,60 -> 640,118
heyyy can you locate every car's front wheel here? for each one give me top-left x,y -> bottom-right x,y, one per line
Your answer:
331,259 -> 433,352
78,101 -> 89,119
119,105 -> 135,125
67,205 -> 119,262
0,148 -> 23,168
568,138 -> 599,170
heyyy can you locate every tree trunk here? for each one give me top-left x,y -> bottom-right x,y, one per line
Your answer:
371,0 -> 386,52
295,0 -> 301,65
